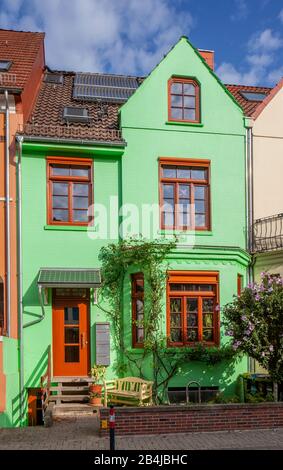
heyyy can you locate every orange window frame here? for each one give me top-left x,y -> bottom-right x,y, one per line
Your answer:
237,274 -> 243,296
168,77 -> 200,123
46,157 -> 93,226
159,157 -> 211,231
131,273 -> 144,348
166,271 -> 219,347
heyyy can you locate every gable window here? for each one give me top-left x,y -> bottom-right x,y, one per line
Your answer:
168,78 -> 200,123
159,158 -> 210,231
47,158 -> 93,226
167,272 -> 219,347
131,273 -> 144,347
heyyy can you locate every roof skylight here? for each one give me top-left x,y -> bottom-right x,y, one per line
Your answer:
240,91 -> 267,102
0,60 -> 12,71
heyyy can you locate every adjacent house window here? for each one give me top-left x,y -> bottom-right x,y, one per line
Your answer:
159,158 -> 210,230
168,78 -> 200,123
132,273 -> 144,347
167,271 -> 219,346
47,158 -> 93,225
0,278 -> 4,334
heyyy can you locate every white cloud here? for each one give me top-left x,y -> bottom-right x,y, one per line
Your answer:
248,28 -> 283,52
217,27 -> 283,86
0,0 -> 194,75
230,0 -> 248,21
267,67 -> 283,84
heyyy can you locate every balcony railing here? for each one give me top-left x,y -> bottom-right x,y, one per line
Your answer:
252,213 -> 283,253
17,123 -> 123,142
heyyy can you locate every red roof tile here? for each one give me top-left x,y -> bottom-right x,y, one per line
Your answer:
225,84 -> 272,117
0,29 -> 45,90
22,71 -> 124,143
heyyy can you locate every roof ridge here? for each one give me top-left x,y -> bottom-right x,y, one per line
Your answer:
0,28 -> 45,36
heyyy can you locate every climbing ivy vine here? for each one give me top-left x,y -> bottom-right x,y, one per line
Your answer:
98,237 -> 238,403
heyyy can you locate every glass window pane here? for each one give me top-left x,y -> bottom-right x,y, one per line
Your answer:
187,298 -> 198,312
203,329 -> 214,341
171,95 -> 182,106
203,313 -> 213,328
52,165 -> 70,176
70,167 -> 89,177
184,96 -> 195,108
178,185 -> 190,198
64,307 -> 79,324
64,327 -> 79,344
195,200 -> 205,213
177,167 -> 190,179
137,328 -> 144,343
73,183 -> 89,196
170,298 -> 181,313
184,83 -> 196,95
163,184 -> 174,198
164,212 -> 174,226
65,345 -> 79,362
170,312 -> 181,328
171,107 -> 183,120
171,82 -> 182,94
188,313 -> 198,327
203,298 -> 214,312
135,279 -> 144,293
163,199 -> 175,211
163,166 -> 176,178
178,211 -> 190,227
195,186 -> 205,199
195,214 -> 206,227
171,329 -> 182,342
53,182 -> 68,195
191,169 -> 206,180
73,196 -> 89,209
52,196 -> 68,209
52,209 -> 68,222
73,210 -> 88,222
184,108 -> 196,121
136,299 -> 144,315
187,329 -> 198,341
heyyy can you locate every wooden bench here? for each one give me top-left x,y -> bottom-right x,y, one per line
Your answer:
103,377 -> 153,406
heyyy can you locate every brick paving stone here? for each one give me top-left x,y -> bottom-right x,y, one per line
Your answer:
0,416 -> 283,450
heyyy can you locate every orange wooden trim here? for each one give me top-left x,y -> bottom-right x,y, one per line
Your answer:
47,156 -> 93,165
131,273 -> 144,348
167,77 -> 200,123
237,274 -> 243,296
159,157 -> 210,167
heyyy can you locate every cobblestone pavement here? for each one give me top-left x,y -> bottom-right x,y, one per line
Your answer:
0,416 -> 283,450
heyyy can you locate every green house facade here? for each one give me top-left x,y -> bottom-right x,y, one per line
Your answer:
10,37 -> 250,426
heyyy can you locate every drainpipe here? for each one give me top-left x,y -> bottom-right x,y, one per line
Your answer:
245,121 -> 255,373
4,90 -> 11,337
16,135 -> 24,425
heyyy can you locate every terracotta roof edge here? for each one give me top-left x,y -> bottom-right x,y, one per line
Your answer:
251,77 -> 283,120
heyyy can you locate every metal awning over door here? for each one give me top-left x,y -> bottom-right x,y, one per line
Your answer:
37,268 -> 101,288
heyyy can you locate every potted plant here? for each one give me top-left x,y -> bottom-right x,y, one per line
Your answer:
89,364 -> 106,405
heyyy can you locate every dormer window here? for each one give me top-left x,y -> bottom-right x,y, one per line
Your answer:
0,60 -> 12,71
168,78 -> 200,123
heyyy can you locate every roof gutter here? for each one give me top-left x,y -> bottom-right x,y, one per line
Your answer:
17,134 -> 127,148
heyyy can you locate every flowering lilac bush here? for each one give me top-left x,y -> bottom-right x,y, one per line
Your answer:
222,273 -> 283,382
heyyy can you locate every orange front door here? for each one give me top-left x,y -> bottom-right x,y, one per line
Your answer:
52,299 -> 89,376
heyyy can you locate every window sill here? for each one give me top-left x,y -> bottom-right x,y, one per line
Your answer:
158,229 -> 213,236
44,225 -> 95,232
165,121 -> 204,127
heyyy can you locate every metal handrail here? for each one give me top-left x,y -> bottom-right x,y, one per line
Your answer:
40,345 -> 51,420
186,381 -> 201,404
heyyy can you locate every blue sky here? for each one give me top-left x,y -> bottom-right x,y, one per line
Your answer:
0,0 -> 282,86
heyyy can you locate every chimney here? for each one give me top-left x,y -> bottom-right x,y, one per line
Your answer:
198,49 -> 214,71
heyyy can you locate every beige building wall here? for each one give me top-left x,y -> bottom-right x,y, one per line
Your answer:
253,85 -> 283,221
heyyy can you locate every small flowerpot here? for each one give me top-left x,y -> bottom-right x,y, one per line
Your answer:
89,384 -> 103,405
